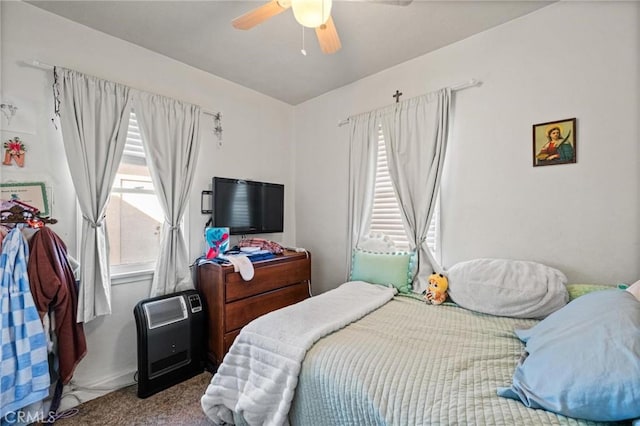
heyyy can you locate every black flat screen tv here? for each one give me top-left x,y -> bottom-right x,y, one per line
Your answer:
212,177 -> 284,235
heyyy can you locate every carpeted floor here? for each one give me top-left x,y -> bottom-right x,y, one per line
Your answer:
53,372 -> 215,425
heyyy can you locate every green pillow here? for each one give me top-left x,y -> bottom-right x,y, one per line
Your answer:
350,249 -> 414,294
566,283 -> 616,301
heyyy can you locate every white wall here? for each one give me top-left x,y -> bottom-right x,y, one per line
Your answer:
294,1 -> 640,295
1,1 -> 295,406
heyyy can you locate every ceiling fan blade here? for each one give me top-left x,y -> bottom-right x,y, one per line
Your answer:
232,0 -> 289,30
315,16 -> 341,54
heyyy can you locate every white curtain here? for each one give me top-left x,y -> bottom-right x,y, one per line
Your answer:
380,88 -> 451,292
133,92 -> 201,296
55,67 -> 132,322
346,111 -> 379,277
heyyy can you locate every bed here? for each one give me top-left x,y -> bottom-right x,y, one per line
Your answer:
290,296 -> 553,425
201,257 -> 640,426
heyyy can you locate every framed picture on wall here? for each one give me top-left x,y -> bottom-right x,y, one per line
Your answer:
532,118 -> 577,167
0,181 -> 49,216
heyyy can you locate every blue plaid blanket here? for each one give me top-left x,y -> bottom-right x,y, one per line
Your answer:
0,228 -> 50,417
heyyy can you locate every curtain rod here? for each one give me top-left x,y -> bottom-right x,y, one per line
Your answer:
21,59 -> 220,118
337,78 -> 482,127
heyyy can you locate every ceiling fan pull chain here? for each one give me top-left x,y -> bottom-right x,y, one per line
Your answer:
301,26 -> 307,56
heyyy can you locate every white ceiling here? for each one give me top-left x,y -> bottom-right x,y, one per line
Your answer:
26,0 -> 553,105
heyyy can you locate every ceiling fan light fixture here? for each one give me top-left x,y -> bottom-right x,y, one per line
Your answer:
291,0 -> 332,28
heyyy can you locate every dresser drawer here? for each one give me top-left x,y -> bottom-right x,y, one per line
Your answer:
225,257 -> 310,302
224,282 -> 309,332
197,251 -> 312,367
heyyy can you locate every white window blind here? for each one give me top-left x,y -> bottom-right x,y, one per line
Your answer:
427,194 -> 439,257
106,111 -> 163,272
369,127 -> 438,255
369,128 -> 409,250
122,112 -> 146,164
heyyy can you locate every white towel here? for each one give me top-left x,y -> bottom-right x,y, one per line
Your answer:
201,280 -> 397,426
220,254 -> 255,281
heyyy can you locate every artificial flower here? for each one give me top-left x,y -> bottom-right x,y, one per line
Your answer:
4,137 -> 26,155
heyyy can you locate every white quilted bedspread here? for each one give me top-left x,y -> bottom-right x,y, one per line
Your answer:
289,296 -> 617,426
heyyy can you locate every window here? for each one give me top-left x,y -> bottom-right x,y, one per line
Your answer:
368,127 -> 439,255
105,111 -> 163,274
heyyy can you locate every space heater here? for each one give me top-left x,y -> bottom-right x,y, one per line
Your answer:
134,289 -> 205,398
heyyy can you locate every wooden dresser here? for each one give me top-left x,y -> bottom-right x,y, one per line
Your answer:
196,250 -> 311,368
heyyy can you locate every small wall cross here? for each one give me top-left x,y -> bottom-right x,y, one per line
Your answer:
392,90 -> 403,103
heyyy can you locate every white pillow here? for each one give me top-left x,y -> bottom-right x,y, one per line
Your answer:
357,232 -> 397,253
447,258 -> 568,319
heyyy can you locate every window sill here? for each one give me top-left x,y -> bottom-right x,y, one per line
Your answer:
111,267 -> 155,286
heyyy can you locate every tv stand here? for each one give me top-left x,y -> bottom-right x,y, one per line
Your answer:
196,250 -> 311,369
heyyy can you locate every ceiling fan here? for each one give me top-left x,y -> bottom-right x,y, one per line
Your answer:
232,0 -> 413,55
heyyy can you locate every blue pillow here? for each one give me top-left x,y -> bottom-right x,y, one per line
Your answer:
497,289 -> 640,422
350,249 -> 414,294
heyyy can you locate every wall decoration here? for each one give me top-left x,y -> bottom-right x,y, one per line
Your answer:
2,136 -> 26,167
212,112 -> 223,147
0,103 -> 18,125
0,182 -> 49,216
1,96 -> 37,134
533,118 -> 576,167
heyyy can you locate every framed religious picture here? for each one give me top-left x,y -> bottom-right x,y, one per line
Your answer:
532,118 -> 576,167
